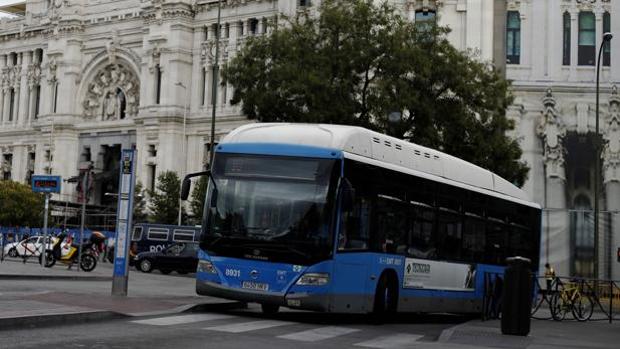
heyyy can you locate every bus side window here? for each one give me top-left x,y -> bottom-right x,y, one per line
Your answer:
339,198 -> 370,250
408,205 -> 436,259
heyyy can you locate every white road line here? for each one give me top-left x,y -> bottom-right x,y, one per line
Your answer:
354,333 -> 424,348
277,326 -> 360,342
131,313 -> 235,326
204,320 -> 295,333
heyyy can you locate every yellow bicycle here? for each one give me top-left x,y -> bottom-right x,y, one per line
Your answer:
550,282 -> 594,321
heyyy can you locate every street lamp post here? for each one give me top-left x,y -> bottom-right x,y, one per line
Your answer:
594,32 -> 613,280
209,0 -> 222,166
175,82 -> 188,226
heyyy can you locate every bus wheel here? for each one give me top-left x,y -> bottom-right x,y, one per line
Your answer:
373,273 -> 398,316
261,304 -> 280,315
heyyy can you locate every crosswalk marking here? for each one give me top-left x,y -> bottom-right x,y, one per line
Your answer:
277,326 -> 360,342
354,334 -> 424,348
131,313 -> 234,326
204,320 -> 295,333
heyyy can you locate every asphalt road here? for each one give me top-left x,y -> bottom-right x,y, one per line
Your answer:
0,304 -> 469,349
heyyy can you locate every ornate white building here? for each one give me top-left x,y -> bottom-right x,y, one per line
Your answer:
0,0 -> 619,278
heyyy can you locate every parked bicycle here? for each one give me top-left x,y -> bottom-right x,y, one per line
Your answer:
550,280 -> 594,321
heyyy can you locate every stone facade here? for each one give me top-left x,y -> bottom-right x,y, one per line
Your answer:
0,0 -> 618,278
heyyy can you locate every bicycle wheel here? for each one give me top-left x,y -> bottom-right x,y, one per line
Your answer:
550,293 -> 568,321
531,291 -> 546,315
571,293 -> 594,321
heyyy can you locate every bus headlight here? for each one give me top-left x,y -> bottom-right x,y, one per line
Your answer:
296,273 -> 330,286
197,260 -> 217,274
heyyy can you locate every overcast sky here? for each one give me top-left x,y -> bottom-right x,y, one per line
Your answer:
0,0 -> 24,18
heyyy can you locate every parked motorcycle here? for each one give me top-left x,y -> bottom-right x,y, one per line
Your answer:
39,234 -> 97,272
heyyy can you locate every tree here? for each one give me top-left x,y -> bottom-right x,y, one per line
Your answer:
0,180 -> 45,227
147,171 -> 185,225
133,181 -> 148,223
224,0 -> 529,186
189,176 -> 208,225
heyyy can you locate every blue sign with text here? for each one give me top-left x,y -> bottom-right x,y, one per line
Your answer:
112,149 -> 136,283
31,175 -> 62,193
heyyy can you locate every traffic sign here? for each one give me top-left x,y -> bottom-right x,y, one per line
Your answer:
31,175 -> 62,193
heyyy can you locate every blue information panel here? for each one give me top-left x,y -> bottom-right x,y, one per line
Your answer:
112,149 -> 136,295
31,175 -> 62,193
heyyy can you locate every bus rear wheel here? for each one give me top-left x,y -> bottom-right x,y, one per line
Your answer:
373,273 -> 398,316
261,304 -> 280,315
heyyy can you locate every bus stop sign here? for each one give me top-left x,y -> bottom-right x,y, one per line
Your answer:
112,149 -> 136,296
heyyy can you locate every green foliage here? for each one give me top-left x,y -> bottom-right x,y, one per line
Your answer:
189,176 -> 208,225
224,0 -> 529,186
147,171 -> 185,225
133,181 -> 148,223
0,180 -> 45,227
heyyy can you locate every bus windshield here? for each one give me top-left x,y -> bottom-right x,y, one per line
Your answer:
201,153 -> 339,265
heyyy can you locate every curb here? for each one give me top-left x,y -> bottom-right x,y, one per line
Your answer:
0,310 -> 126,331
0,274 -> 112,281
127,301 -> 247,317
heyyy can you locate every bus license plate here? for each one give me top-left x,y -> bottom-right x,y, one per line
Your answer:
242,281 -> 269,291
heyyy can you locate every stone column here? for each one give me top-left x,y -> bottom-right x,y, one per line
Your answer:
2,88 -> 10,123
603,86 -> 620,280
257,17 -> 264,35
595,9 -> 604,69
0,54 -> 5,125
611,0 -> 620,81
569,10 -> 578,80
18,51 -> 31,125
28,83 -> 35,123
537,88 -> 570,276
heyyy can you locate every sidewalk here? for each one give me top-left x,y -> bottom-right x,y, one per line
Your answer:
439,317 -> 620,349
0,258 -> 241,329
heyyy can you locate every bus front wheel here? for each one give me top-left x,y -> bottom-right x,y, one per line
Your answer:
373,273 -> 398,316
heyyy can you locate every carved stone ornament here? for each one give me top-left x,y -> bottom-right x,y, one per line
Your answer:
603,85 -> 620,183
82,64 -> 140,120
107,30 -> 120,65
47,57 -> 57,83
537,88 -> 567,180
148,44 -> 162,73
27,64 -> 42,89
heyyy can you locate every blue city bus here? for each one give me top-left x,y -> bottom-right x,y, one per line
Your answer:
181,124 -> 541,314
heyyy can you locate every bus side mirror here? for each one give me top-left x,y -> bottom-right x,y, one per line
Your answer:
341,179 -> 355,211
180,170 -> 211,201
181,177 -> 192,201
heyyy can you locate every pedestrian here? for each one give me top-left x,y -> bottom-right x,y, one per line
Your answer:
544,263 -> 556,294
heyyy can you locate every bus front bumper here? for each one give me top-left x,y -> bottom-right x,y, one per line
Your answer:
196,280 -> 330,312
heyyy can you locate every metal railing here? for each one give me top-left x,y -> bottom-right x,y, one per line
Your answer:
483,270 -> 620,323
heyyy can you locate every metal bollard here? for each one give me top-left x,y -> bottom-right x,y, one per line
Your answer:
501,256 -> 533,336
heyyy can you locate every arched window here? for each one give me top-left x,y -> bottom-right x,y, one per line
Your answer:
604,12 -> 611,66
117,88 -> 126,119
155,64 -> 162,105
571,194 -> 594,277
578,11 -> 596,66
8,88 -> 15,121
415,10 -> 436,33
563,12 -> 571,66
506,11 -> 521,64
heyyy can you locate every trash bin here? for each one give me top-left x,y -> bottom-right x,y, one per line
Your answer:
501,256 -> 532,336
